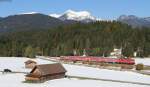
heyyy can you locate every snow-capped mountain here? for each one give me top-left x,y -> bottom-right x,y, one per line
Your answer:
50,10 -> 100,22
49,14 -> 61,18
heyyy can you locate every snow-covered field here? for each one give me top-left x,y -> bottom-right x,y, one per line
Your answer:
0,57 -> 52,72
0,57 -> 150,87
0,73 -> 149,87
135,58 -> 150,66
64,64 -> 150,84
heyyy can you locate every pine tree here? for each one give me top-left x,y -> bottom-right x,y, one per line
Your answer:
24,45 -> 36,58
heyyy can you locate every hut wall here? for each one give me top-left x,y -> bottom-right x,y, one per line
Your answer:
40,72 -> 66,81
25,73 -> 65,82
25,76 -> 40,81
31,68 -> 41,76
25,63 -> 36,68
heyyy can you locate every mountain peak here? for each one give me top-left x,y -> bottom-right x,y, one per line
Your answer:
118,15 -> 138,20
49,14 -> 61,18
50,9 -> 100,22
64,9 -> 91,17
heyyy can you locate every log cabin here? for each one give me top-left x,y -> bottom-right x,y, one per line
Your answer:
25,63 -> 67,82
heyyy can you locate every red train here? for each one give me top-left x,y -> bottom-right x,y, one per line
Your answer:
60,56 -> 135,65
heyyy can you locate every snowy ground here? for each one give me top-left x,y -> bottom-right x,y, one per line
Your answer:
0,73 -> 149,87
0,57 -> 150,87
135,58 -> 150,66
64,64 -> 150,84
0,57 -> 52,72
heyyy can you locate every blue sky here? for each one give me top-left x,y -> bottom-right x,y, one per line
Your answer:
0,0 -> 150,19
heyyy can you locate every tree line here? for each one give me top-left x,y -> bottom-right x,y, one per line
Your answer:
0,21 -> 150,58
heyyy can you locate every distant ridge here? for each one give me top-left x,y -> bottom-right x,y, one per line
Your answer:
0,13 -> 70,33
0,10 -> 150,34
117,15 -> 150,28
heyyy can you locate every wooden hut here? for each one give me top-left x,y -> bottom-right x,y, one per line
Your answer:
25,60 -> 37,68
25,63 -> 67,82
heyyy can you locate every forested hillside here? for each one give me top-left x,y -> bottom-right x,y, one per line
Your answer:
0,14 -> 75,34
0,21 -> 150,57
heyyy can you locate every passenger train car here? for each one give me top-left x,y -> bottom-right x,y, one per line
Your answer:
60,56 -> 135,65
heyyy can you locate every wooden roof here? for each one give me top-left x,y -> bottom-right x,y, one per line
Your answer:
30,63 -> 67,76
25,60 -> 36,64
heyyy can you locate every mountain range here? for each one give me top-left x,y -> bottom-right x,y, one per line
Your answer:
0,10 -> 150,34
117,15 -> 150,28
0,10 -> 99,33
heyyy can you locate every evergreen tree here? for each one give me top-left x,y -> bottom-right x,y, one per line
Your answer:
0,21 -> 149,57
24,45 -> 36,58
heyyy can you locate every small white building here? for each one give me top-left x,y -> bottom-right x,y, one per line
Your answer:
109,48 -> 122,58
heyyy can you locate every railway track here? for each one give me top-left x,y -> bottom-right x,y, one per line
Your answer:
67,75 -> 150,86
